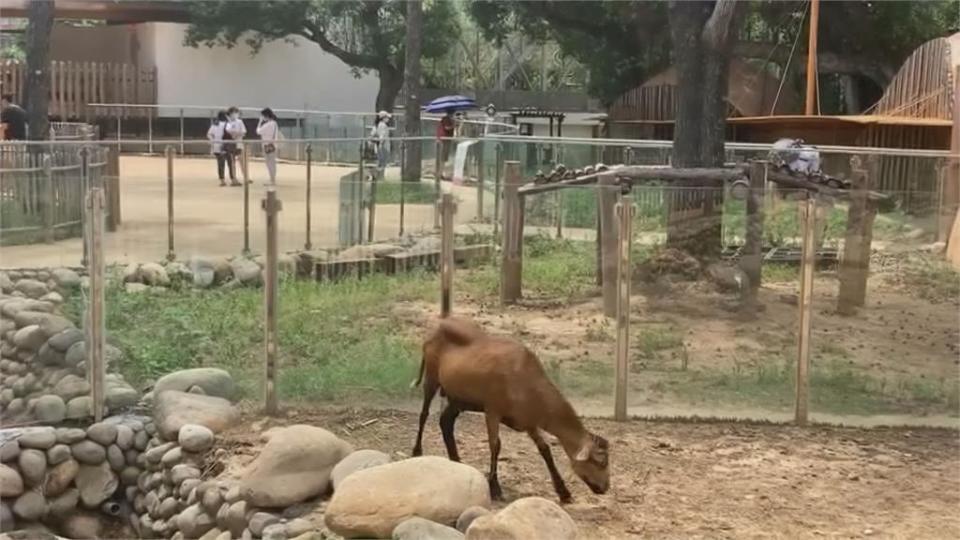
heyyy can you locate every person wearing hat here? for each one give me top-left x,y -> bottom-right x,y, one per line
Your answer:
372,110 -> 392,174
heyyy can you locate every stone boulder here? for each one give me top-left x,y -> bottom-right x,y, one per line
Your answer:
140,262 -> 171,286
0,464 -> 24,497
325,456 -> 490,539
178,424 -> 215,452
48,328 -> 84,353
51,268 -> 81,289
393,517 -> 465,540
240,425 -> 353,508
154,391 -> 240,440
76,462 -> 119,507
230,258 -> 263,286
464,497 -> 577,540
33,395 -> 67,424
331,449 -> 391,490
153,368 -> 235,400
14,279 -> 48,299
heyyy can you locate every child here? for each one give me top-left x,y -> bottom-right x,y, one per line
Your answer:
206,111 -> 234,186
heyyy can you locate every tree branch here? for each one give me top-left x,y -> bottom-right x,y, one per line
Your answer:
733,41 -> 895,88
702,0 -> 739,50
300,20 -> 383,70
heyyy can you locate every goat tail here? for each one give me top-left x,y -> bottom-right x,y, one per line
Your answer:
410,355 -> 425,389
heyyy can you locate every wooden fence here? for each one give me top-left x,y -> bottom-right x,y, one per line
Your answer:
0,60 -> 156,120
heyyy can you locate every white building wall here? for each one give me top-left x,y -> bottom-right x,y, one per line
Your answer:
145,23 -> 378,117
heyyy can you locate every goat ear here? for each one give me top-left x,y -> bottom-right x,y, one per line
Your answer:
575,442 -> 592,462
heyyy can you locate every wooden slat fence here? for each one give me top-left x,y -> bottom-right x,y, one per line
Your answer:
0,60 -> 156,120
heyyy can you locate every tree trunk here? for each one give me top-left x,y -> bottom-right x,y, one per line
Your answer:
402,0 -> 423,183
666,0 -> 739,258
375,65 -> 403,114
25,0 -> 54,141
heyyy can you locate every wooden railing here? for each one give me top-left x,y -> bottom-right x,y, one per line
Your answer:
0,60 -> 157,120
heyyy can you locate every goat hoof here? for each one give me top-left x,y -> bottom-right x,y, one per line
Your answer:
411,446 -> 423,457
558,493 -> 573,504
488,481 -> 503,500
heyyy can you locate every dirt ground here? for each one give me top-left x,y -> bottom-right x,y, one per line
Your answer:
213,406 -> 960,539
3,156 -> 478,268
393,265 -> 959,423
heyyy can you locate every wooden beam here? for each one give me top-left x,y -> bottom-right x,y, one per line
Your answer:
598,174 -> 619,317
741,161 -> 766,303
837,158 -> 877,315
500,161 -> 523,305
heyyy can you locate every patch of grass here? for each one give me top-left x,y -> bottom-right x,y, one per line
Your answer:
374,181 -> 441,204
635,325 -> 683,358
762,263 -> 798,283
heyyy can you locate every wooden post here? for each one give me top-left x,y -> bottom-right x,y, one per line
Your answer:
80,148 -> 90,268
106,148 -> 121,230
805,0 -> 820,115
599,174 -> 619,317
555,190 -> 564,239
42,154 -> 54,244
476,141 -> 485,221
500,161 -> 523,304
434,139 -> 442,229
742,161 -> 766,303
165,146 -> 175,261
368,168 -> 378,243
399,173 -> 406,237
85,186 -> 106,423
358,141 -> 367,242
178,108 -> 185,155
242,148 -> 251,255
147,112 -> 154,154
837,157 -> 877,315
440,193 -> 456,317
262,189 -> 282,416
614,192 -> 634,421
304,144 -> 313,250
795,194 -> 816,426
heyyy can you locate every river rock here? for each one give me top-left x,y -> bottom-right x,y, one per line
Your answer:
33,395 -> 66,424
14,279 -> 48,299
240,425 -> 353,508
161,446 -> 183,467
249,512 -> 280,537
0,501 -> 13,532
55,427 -> 87,444
87,422 -> 118,446
325,456 -> 490,538
145,441 -> 176,464
44,458 -> 79,497
66,396 -> 101,419
179,424 -> 215,452
12,490 -> 46,520
62,510 -> 102,539
106,382 -> 140,410
48,328 -> 84,352
37,314 -> 73,339
230,258 -> 262,285
158,497 -> 179,519
153,368 -> 235,400
0,440 -> 21,462
12,325 -> 45,351
225,500 -> 248,536
394,517 -> 465,540
48,487 -> 80,517
171,464 -> 201,485
0,464 -> 24,497
76,462 -> 118,507
55,374 -> 91,401
456,507 -> 491,533
46,444 -> 71,465
71,440 -> 107,465
114,424 -> 134,450
107,444 -> 126,472
140,262 -> 171,286
330,449 -> 391,490
464,497 -> 577,540
178,503 -> 216,538
154,391 -> 239,440
18,427 -> 56,449
52,268 -> 81,288
17,448 -> 47,486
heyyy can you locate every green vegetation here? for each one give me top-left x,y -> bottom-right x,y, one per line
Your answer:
374,181 -> 441,205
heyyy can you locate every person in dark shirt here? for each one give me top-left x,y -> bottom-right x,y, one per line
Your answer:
1,94 -> 27,140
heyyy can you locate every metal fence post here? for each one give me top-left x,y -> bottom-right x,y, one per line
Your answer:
179,107 -> 185,155
165,146 -> 175,261
500,161 -> 523,304
795,194 -> 816,426
476,141 -> 484,221
440,193 -> 456,317
80,147 -> 90,267
434,139 -> 442,229
42,154 -> 54,244
147,112 -> 154,154
242,147 -> 251,255
85,185 -> 106,422
614,191 -> 634,421
368,169 -> 379,243
493,143 -> 502,239
305,144 -> 313,250
262,189 -> 282,416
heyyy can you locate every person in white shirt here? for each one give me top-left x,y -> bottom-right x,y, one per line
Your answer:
372,110 -> 391,175
206,110 -> 234,186
224,106 -> 247,186
256,107 -> 280,185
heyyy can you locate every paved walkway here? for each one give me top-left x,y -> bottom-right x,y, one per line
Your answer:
2,156 -> 479,268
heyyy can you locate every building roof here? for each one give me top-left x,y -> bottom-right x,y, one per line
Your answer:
727,115 -> 954,128
1,1 -> 190,23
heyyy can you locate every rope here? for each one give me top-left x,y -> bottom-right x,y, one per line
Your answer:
770,1 -> 810,115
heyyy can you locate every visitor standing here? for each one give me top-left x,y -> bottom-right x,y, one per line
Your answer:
224,106 -> 246,186
256,108 -> 280,185
436,108 -> 455,180
0,94 -> 27,141
207,110 -> 235,186
372,110 -> 391,176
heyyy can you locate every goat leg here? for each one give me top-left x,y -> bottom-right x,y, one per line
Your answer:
529,429 -> 573,503
485,412 -> 504,500
439,402 -> 462,462
412,381 -> 439,457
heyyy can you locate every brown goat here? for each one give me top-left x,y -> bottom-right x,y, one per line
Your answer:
411,316 -> 610,503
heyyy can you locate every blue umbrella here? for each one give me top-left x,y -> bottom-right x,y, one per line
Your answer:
423,95 -> 476,113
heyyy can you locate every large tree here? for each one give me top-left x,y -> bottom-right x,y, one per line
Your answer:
184,0 -> 459,112
402,0 -> 423,182
24,0 -> 54,141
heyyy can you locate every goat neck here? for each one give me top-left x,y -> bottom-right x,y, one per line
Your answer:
541,396 -> 592,459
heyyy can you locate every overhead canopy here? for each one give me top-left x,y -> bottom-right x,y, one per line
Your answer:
1,0 -> 190,23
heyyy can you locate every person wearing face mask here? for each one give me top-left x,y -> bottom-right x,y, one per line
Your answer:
256,107 -> 280,185
206,110 -> 234,186
224,106 -> 247,186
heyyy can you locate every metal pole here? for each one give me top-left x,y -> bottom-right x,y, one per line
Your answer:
262,189 -> 282,416
476,141 -> 484,221
305,144 -> 313,250
795,194 -> 816,425
368,168 -> 379,243
555,190 -> 564,239
440,193 -> 456,317
614,191 -> 634,421
805,0 -> 820,115
179,107 -> 185,155
500,161 -> 523,304
80,148 -> 90,267
42,155 -> 54,244
296,114 -> 303,161
434,139 -> 442,229
147,112 -> 153,154
115,116 -> 121,153
165,146 -> 175,261
399,173 -> 406,237
242,147 -> 251,255
85,186 -> 106,423
358,141 -> 366,243
493,143 -> 502,239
